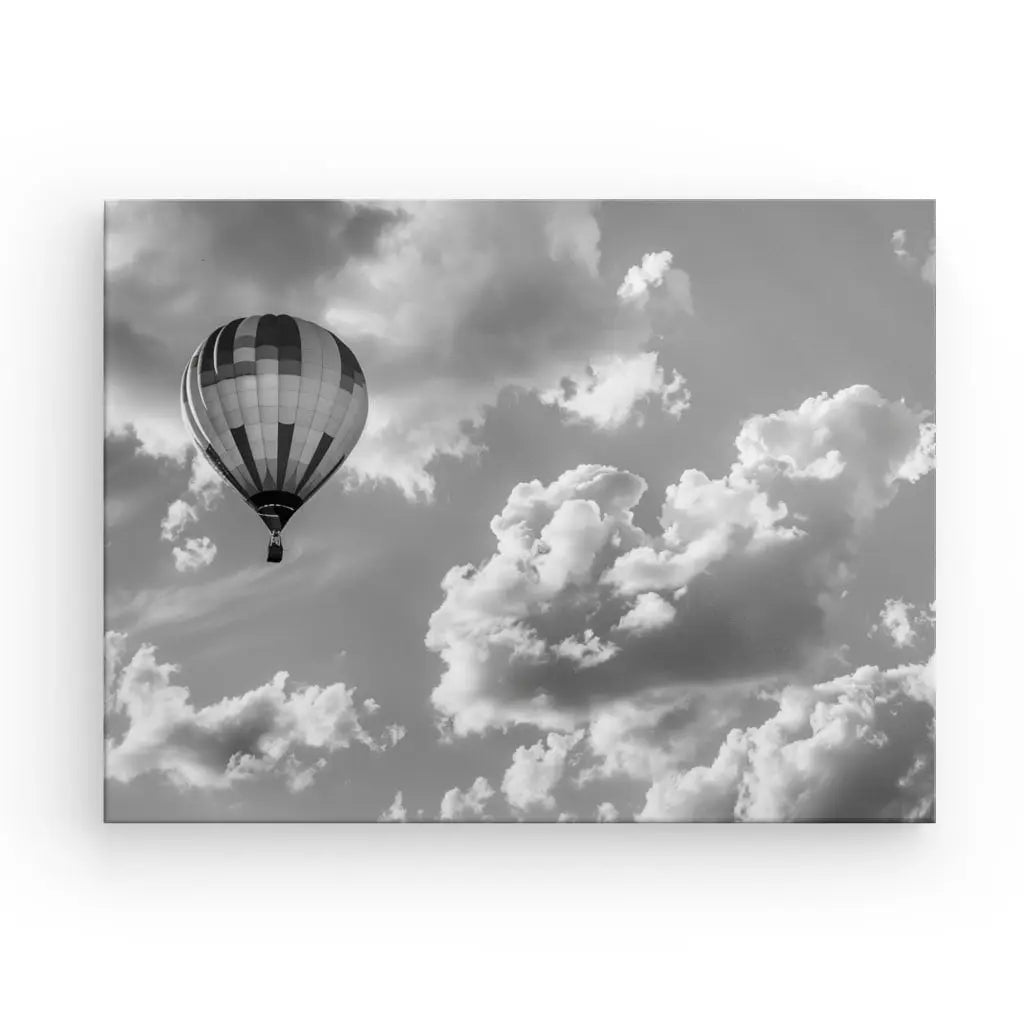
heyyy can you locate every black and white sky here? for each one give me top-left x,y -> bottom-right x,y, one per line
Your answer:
104,200 -> 935,822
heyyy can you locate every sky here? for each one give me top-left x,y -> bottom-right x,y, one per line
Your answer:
104,200 -> 935,822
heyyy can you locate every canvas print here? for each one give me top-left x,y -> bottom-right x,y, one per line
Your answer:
104,201 -> 936,822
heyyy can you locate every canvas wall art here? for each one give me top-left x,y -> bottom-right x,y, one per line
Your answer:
104,200 -> 936,822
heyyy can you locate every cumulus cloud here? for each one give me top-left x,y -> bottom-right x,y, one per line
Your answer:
617,250 -> 693,315
439,776 -> 495,820
640,659 -> 935,821
596,802 -> 620,822
172,536 -> 217,573
554,631 -> 620,669
613,591 -> 677,636
160,499 -> 198,542
501,730 -> 584,812
427,386 -> 935,736
873,598 -> 935,649
105,634 -> 395,791
378,791 -> 408,822
540,351 -> 690,429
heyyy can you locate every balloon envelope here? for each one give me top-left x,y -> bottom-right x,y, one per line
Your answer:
181,314 -> 368,537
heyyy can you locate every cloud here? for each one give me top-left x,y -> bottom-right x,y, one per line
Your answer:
106,201 -> 403,318
617,250 -> 693,315
160,499 -> 198,542
105,635 -> 393,791
890,228 -> 935,287
554,631 -> 620,668
920,236 -> 936,286
596,802 -> 620,822
324,203 -> 692,498
613,591 -> 677,636
439,776 -> 495,820
186,452 -> 224,509
282,756 -> 328,793
160,451 -> 227,553
104,317 -> 195,461
540,351 -> 690,429
580,681 -> 768,789
877,598 -> 916,648
172,536 -> 217,573
378,791 -> 408,822
544,203 -> 602,276
873,598 -> 935,649
427,386 -> 936,736
105,631 -> 129,713
890,228 -> 914,268
383,723 -> 407,748
109,203 -> 693,502
640,658 -> 935,821
105,201 -> 405,465
501,730 -> 584,812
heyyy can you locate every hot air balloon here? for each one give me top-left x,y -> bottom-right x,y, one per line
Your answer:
180,314 -> 368,563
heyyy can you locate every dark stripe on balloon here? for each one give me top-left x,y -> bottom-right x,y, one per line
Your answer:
214,317 -> 243,377
255,314 -> 303,364
199,328 -> 218,373
295,433 -> 335,494
230,426 -> 263,494
278,314 -> 302,364
254,313 -> 281,355
198,327 -> 219,385
276,422 -> 295,490
329,332 -> 360,378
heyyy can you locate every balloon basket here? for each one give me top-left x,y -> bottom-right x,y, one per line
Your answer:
267,532 -> 283,563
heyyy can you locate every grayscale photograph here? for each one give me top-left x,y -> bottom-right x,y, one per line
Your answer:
104,200 -> 936,822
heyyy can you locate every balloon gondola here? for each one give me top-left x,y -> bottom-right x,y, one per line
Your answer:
180,314 -> 368,563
